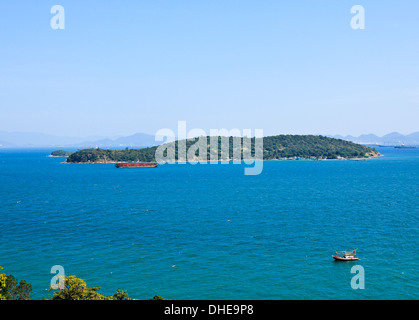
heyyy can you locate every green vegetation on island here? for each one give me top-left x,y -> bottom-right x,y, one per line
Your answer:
66,135 -> 381,163
261,135 -> 380,160
50,150 -> 74,157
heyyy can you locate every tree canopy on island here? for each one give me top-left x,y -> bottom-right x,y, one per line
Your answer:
66,135 -> 380,163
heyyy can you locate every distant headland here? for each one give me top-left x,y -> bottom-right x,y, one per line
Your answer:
48,150 -> 74,157
62,135 -> 381,164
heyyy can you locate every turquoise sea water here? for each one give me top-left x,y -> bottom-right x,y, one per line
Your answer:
0,147 -> 418,300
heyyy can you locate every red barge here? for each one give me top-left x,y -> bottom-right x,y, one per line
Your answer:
115,162 -> 158,168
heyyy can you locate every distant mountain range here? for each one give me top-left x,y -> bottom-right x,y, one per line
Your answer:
330,132 -> 419,146
0,131 -> 418,149
0,131 -> 160,149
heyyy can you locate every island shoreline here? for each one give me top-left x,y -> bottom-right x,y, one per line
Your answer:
62,154 -> 383,164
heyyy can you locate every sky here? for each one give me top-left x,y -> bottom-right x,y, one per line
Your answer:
0,0 -> 418,138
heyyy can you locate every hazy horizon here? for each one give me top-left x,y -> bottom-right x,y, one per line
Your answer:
1,129 -> 419,139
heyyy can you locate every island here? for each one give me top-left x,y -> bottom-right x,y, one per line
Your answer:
65,135 -> 381,163
49,150 -> 74,157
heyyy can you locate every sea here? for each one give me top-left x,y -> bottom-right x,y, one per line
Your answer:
0,147 -> 418,300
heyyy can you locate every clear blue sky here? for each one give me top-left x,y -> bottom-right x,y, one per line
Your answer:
0,0 -> 418,137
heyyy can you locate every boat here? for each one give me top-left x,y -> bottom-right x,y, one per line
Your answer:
332,249 -> 359,261
115,162 -> 158,168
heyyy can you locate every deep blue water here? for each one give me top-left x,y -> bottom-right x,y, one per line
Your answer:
0,147 -> 418,299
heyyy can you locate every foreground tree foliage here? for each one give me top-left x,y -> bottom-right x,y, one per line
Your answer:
66,135 -> 380,163
0,267 -> 7,300
1,267 -> 166,300
150,295 -> 166,300
0,267 -> 32,300
50,275 -> 132,300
